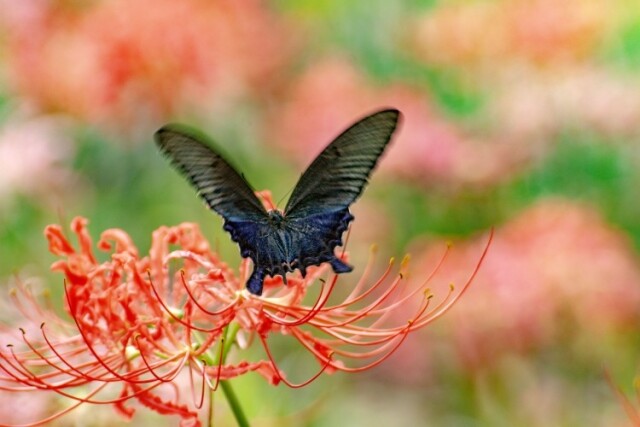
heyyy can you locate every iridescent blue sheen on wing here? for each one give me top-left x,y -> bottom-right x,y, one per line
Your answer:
154,109 -> 401,295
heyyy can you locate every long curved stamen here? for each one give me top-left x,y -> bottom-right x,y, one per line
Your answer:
146,271 -> 232,333
179,270 -> 239,316
258,334 -> 333,388
261,275 -> 337,326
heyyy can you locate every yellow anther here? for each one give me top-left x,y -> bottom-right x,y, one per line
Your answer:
400,254 -> 411,277
401,254 -> 411,267
167,307 -> 184,320
125,345 -> 140,360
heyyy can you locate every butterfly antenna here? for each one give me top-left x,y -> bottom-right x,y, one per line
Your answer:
340,225 -> 353,257
276,185 -> 295,210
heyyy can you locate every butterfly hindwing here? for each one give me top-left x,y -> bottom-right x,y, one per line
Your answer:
284,209 -> 355,273
243,210 -> 354,294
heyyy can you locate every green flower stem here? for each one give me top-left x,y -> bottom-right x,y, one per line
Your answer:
221,323 -> 241,361
202,322 -> 249,427
220,379 -> 250,427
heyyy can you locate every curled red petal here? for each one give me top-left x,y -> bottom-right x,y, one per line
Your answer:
44,224 -> 76,256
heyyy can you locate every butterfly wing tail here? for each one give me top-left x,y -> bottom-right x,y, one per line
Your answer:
247,266 -> 266,295
329,257 -> 353,274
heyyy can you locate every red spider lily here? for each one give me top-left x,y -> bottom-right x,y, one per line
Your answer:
0,200 -> 491,425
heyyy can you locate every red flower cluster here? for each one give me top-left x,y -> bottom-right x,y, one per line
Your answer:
0,201 -> 490,425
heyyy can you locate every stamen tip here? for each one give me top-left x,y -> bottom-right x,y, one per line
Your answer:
400,254 -> 411,277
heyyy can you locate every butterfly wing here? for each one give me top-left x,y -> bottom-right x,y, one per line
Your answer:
155,125 -> 274,294
284,109 -> 400,216
283,109 -> 401,274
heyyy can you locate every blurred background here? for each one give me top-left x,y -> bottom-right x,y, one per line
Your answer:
1,0 -> 640,425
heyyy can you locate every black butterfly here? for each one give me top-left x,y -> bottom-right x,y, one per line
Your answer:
154,109 -> 401,295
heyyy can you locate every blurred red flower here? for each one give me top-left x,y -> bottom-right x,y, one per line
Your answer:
490,67 -> 640,143
411,0 -> 610,69
268,58 -> 530,186
2,0 -> 292,131
408,0 -> 640,168
0,111 -> 75,208
409,199 -> 640,371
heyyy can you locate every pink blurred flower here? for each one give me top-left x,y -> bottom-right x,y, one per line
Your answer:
268,58 -> 534,186
0,192 -> 490,425
409,199 -> 640,371
411,0 -> 610,69
491,67 -> 640,142
407,0 -> 640,167
0,112 -> 75,207
2,0 -> 292,130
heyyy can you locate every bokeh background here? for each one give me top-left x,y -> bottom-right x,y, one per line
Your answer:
1,0 -> 640,425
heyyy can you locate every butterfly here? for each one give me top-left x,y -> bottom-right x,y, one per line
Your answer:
154,108 -> 401,295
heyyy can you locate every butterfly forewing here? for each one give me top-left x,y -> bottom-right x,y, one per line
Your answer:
154,125 -> 268,222
284,109 -> 400,218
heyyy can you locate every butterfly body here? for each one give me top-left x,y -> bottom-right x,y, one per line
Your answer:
223,207 -> 354,294
155,109 -> 400,295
